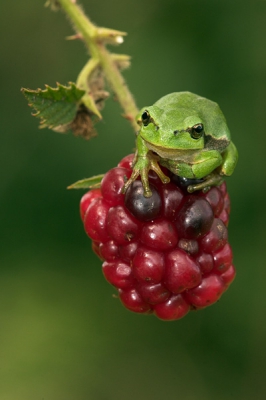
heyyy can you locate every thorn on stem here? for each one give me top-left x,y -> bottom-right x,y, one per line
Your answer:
66,33 -> 84,41
122,113 -> 134,122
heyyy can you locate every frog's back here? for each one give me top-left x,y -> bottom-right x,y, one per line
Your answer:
154,92 -> 231,145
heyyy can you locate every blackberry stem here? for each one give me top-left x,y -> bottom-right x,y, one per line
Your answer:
55,0 -> 139,131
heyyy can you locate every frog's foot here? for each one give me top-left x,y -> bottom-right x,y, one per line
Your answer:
122,167 -> 146,195
187,172 -> 224,193
122,155 -> 170,198
122,156 -> 152,197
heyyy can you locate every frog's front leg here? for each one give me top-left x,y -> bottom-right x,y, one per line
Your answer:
219,141 -> 238,176
122,135 -> 170,197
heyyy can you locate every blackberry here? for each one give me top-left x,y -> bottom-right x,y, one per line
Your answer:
80,154 -> 236,320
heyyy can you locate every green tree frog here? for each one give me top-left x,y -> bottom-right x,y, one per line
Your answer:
123,91 -> 238,197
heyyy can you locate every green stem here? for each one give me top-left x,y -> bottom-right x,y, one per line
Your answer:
57,0 -> 98,57
57,0 -> 139,131
76,59 -> 99,90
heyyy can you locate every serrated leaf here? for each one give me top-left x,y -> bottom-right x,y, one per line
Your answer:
21,82 -> 85,130
67,174 -> 104,190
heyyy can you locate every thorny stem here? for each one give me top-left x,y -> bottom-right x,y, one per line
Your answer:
56,0 -> 139,131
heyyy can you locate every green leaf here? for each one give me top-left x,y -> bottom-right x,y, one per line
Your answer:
67,174 -> 104,190
21,82 -> 85,130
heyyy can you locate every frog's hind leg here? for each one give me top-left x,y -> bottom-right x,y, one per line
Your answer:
187,172 -> 224,193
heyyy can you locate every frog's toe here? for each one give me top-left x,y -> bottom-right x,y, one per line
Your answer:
187,184 -> 196,193
143,187 -> 153,198
161,175 -> 171,184
122,177 -> 135,194
187,181 -> 209,193
121,182 -> 129,194
202,185 -> 211,193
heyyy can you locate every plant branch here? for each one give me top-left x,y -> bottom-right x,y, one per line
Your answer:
56,0 -> 139,131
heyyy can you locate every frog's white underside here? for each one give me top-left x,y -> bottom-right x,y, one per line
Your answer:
145,140 -> 203,163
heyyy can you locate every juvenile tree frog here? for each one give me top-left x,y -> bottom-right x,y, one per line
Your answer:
123,92 -> 238,197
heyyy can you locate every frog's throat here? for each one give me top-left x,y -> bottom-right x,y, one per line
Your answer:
145,140 -> 200,161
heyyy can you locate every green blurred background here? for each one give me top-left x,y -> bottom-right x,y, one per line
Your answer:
1,0 -> 265,399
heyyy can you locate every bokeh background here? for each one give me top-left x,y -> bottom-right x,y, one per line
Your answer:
1,0 -> 266,399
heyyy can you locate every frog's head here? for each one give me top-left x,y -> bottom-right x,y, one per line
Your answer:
137,105 -> 205,150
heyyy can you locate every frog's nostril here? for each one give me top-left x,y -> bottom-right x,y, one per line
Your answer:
174,130 -> 179,135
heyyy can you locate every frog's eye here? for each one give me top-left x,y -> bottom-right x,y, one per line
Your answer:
141,110 -> 151,126
191,123 -> 204,139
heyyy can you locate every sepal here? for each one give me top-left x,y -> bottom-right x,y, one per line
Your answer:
67,174 -> 104,189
